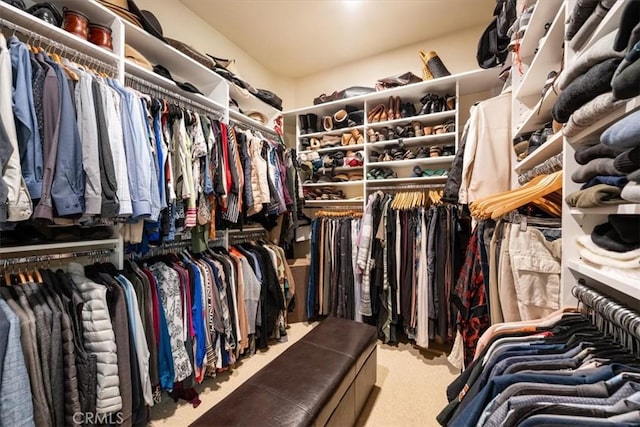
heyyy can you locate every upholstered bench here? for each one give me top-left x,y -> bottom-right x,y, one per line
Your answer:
190,317 -> 378,427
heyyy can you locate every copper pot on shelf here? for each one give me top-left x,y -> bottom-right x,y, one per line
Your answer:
88,24 -> 113,51
62,8 -> 89,39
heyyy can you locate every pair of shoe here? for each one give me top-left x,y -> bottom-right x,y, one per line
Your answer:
304,188 -> 346,200
344,150 -> 364,167
368,167 -> 397,180
425,120 -> 455,135
299,113 -> 319,134
412,167 -> 449,177
526,122 -> 555,155
322,106 -> 365,131
342,129 -> 364,145
418,93 -> 455,115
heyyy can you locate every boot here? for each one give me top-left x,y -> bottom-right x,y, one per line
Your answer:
307,113 -> 319,133
299,114 -> 309,135
424,51 -> 451,78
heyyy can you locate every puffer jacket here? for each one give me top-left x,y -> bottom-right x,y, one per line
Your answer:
67,262 -> 122,415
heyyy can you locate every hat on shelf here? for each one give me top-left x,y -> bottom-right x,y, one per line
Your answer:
125,44 -> 152,71
152,64 -> 202,95
246,110 -> 268,124
98,0 -> 165,43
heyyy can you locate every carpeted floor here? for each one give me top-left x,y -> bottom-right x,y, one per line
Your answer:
150,322 -> 457,427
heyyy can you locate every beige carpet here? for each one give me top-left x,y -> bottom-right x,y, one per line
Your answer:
150,322 -> 457,427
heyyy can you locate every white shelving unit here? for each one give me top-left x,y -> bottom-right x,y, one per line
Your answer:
287,68 -> 503,209
561,0 -> 640,307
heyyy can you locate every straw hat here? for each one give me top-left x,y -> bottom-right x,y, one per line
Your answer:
98,0 -> 142,27
125,44 -> 152,71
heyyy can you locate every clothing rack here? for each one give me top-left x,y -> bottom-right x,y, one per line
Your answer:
366,183 -> 446,192
0,17 -> 117,75
124,72 -> 224,120
230,117 -> 278,138
1,248 -> 114,267
572,282 -> 640,353
227,227 -> 268,244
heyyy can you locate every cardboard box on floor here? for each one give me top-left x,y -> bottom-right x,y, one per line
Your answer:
287,258 -> 310,324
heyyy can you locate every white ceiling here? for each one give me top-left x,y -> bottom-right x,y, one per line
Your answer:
180,0 -> 497,78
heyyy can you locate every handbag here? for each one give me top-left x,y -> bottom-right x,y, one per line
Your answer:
375,72 -> 422,91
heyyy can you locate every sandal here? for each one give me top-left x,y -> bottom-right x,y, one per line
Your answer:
430,146 -> 442,157
443,120 -> 455,133
404,150 -> 416,160
341,133 -> 354,146
433,125 -> 445,135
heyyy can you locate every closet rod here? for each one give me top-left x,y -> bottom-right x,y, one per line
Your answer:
1,248 -> 113,267
124,72 -> 224,120
230,117 -> 278,137
313,205 -> 364,211
0,18 -> 118,75
366,183 -> 445,191
228,231 -> 268,244
573,282 -> 640,344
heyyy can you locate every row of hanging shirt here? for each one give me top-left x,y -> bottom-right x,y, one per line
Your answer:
0,240 -> 294,427
0,34 -> 297,241
345,190 -> 469,346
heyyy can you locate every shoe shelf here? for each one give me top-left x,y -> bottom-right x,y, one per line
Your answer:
566,94 -> 640,146
367,110 -> 455,129
366,175 -> 448,184
514,5 -> 565,101
567,260 -> 640,301
302,180 -> 365,187
368,156 -> 454,169
303,199 -> 364,206
518,0 -> 564,59
228,82 -> 282,123
513,88 -> 558,138
316,165 -> 364,174
300,124 -> 365,139
575,0 -> 626,54
569,204 -> 640,216
298,143 -> 365,155
515,131 -> 563,173
366,132 -> 456,149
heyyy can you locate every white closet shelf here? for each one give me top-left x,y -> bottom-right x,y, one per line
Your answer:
367,156 -> 454,169
118,16 -> 226,98
567,261 -> 640,299
300,124 -> 365,139
515,5 -> 565,100
366,175 -> 448,184
316,165 -> 364,173
368,110 -> 455,129
228,82 -> 282,122
287,69 -> 501,117
566,95 -> 640,145
569,204 -> 640,216
124,61 -> 227,112
513,89 -> 558,138
518,0 -> 564,59
577,0 -> 626,53
229,109 -> 277,135
303,199 -> 364,207
366,132 -> 455,149
298,144 -> 365,155
302,180 -> 364,187
0,239 -> 121,256
515,131 -> 563,173
0,1 -> 120,65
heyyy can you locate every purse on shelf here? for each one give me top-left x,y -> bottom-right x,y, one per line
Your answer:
375,72 -> 422,91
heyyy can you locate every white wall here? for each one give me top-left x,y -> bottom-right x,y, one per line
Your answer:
135,0 -> 295,109
293,25 -> 486,108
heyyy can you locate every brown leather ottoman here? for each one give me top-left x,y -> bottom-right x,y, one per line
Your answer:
190,317 -> 377,427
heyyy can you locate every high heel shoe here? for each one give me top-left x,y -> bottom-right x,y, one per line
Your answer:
368,104 -> 385,123
395,97 -> 402,120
